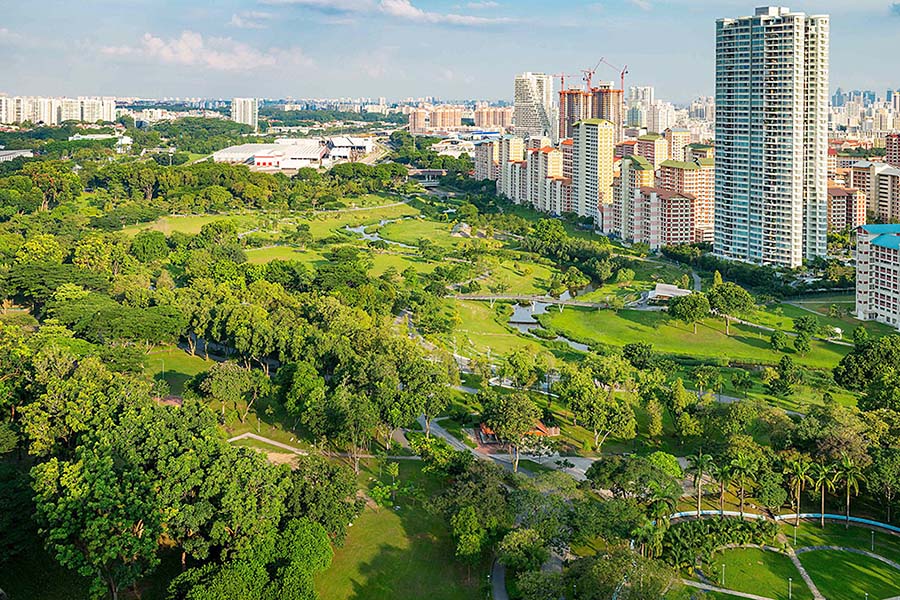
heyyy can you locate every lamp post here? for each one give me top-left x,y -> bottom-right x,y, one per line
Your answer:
721,563 -> 725,587
871,530 -> 875,552
789,577 -> 792,600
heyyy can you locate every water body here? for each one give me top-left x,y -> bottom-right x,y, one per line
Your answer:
344,218 -> 416,249
506,284 -> 596,353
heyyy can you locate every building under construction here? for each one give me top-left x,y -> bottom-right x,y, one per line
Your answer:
557,59 -> 627,142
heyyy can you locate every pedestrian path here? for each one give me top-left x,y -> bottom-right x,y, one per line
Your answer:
681,579 -> 775,600
794,545 -> 900,571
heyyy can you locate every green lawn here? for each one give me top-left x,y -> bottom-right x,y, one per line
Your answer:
752,302 -> 895,339
144,345 -> 215,395
700,548 -> 810,600
307,203 -> 419,240
245,245 -> 324,265
122,213 -> 261,236
541,308 -> 850,369
480,258 -> 560,296
799,550 -> 900,600
315,461 -> 479,600
780,522 -> 900,565
444,300 -> 549,359
580,260 -> 694,302
378,218 -> 458,248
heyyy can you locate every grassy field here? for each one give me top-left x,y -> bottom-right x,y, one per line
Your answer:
480,258 -> 560,296
315,460 -> 479,600
444,300 -> 549,359
307,203 -> 418,240
122,213 -> 261,236
580,260 -> 694,302
780,522 -> 900,564
799,550 -> 900,600
378,218 -> 457,248
752,302 -> 895,339
144,345 -> 215,395
701,548 -> 811,600
541,308 -> 850,369
245,245 -> 324,265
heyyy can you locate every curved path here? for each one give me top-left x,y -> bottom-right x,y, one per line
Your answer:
682,579 -> 775,600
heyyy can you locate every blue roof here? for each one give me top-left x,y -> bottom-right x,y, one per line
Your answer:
871,234 -> 900,250
860,224 -> 900,234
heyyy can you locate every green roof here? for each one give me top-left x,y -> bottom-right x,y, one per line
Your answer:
697,157 -> 715,167
575,118 -> 614,127
687,143 -> 713,150
626,155 -> 653,170
660,159 -> 700,170
638,133 -> 663,141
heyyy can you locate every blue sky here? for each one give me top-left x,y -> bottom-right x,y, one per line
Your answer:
1,0 -> 898,102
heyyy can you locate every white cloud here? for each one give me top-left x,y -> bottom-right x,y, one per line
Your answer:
101,31 -> 312,72
380,0 -> 512,25
466,1 -> 500,8
260,0 -> 374,10
629,0 -> 652,10
228,11 -> 274,29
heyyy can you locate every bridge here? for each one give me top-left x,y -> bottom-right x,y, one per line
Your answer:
452,294 -> 605,310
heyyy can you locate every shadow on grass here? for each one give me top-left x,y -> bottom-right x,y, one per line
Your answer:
319,462 -> 482,600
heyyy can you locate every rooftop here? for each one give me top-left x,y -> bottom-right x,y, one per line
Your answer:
860,224 -> 900,235
660,159 -> 700,170
871,234 -> 900,251
627,155 -> 653,170
640,186 -> 696,201
638,133 -> 664,141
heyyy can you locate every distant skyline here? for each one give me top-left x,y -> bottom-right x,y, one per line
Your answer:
2,1 -> 899,103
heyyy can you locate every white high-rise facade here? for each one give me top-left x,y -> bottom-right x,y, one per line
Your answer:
715,6 -> 829,268
231,97 -> 259,132
513,72 -> 554,141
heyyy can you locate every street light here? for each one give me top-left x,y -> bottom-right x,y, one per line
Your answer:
721,563 -> 725,587
871,530 -> 875,552
789,577 -> 792,600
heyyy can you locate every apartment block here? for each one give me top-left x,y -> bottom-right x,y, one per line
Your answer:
850,161 -> 900,222
635,133 -> 669,169
657,157 -> 715,242
603,155 -> 655,238
474,141 -> 499,181
855,224 -> 900,329
664,128 -> 692,163
231,98 -> 259,132
715,6 -> 830,267
887,133 -> 900,168
826,187 -> 866,232
474,106 -> 513,129
572,119 -> 616,222
514,72 -> 554,140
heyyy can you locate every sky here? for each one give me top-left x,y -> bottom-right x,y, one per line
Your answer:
2,0 -> 899,103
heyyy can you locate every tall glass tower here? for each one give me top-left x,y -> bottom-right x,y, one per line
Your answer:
715,6 -> 829,268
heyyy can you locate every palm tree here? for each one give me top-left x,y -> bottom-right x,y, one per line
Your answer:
810,462 -> 836,529
730,453 -> 756,518
834,453 -> 865,528
631,519 -> 656,558
712,462 -> 733,517
687,452 -> 715,518
783,456 -> 813,526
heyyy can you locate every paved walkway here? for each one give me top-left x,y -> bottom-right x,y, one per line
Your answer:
227,432 -> 421,461
682,580 -> 775,600
786,547 -> 825,600
491,560 -> 508,600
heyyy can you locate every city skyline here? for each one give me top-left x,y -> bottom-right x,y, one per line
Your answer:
2,1 -> 899,102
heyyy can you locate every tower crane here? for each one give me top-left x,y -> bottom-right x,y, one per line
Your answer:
596,57 -> 629,92
553,73 -> 576,91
